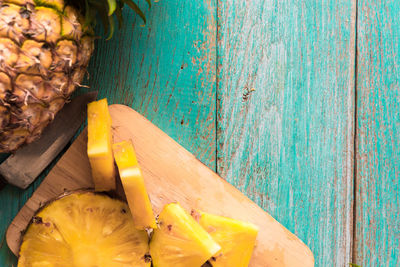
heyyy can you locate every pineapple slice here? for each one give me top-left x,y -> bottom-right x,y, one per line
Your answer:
18,192 -> 150,267
87,98 -> 115,191
112,140 -> 157,230
192,210 -> 259,267
150,203 -> 221,267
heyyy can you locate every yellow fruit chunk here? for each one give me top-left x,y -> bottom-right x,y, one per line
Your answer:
87,99 -> 115,191
112,140 -> 157,230
150,203 -> 221,267
192,210 -> 259,267
18,192 -> 150,267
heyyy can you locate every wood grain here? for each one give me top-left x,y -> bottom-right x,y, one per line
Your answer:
7,105 -> 314,267
355,1 -> 400,265
86,0 -> 217,169
1,0 -> 398,265
217,1 -> 356,266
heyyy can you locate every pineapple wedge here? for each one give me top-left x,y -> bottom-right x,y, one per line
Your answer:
87,99 -> 115,191
18,192 -> 150,267
192,210 -> 259,267
112,140 -> 157,230
150,203 -> 221,267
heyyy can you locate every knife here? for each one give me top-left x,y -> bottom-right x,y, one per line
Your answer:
0,91 -> 98,189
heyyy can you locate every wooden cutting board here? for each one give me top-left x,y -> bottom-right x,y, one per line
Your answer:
6,104 -> 314,266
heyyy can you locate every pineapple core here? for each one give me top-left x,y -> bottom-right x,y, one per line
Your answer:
150,203 -> 221,267
87,98 -> 115,191
192,210 -> 259,267
18,192 -> 150,267
112,140 -> 157,230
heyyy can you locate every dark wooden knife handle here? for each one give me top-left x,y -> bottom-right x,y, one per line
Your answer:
0,173 -> 7,190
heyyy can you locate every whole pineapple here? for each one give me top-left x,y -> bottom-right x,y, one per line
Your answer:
0,0 -> 147,152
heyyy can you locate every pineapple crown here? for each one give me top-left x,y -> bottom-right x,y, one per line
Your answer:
69,0 -> 151,39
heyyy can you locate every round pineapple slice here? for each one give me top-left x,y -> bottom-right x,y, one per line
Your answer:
18,192 -> 150,267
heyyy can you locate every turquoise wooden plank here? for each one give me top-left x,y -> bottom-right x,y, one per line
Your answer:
0,0 -> 217,266
217,1 -> 356,266
87,0 -> 217,169
355,0 -> 400,266
0,186 -> 34,266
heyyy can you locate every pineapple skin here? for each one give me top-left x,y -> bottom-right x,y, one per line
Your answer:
113,140 -> 157,230
87,99 -> 116,191
193,210 -> 259,267
0,0 -> 94,152
150,203 -> 221,267
18,192 -> 150,267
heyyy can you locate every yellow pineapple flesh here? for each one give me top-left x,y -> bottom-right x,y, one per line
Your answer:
192,210 -> 259,267
87,98 -> 115,191
18,192 -> 150,267
113,140 -> 157,230
150,203 -> 221,267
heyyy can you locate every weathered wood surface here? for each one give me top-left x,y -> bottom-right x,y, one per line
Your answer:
355,1 -> 400,266
217,1 -> 356,266
87,0 -> 217,168
1,0 -> 399,266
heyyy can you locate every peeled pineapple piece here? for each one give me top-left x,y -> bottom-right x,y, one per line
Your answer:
112,140 -> 157,230
150,203 -> 221,267
18,192 -> 150,267
87,98 -> 115,191
192,210 -> 259,267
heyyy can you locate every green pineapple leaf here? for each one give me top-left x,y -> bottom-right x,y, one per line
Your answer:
122,0 -> 146,24
106,15 -> 115,40
107,0 -> 116,15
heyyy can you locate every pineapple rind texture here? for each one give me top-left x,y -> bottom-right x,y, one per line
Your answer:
150,203 -> 221,267
113,140 -> 157,230
0,0 -> 94,152
87,98 -> 116,191
18,192 -> 150,267
193,210 -> 259,267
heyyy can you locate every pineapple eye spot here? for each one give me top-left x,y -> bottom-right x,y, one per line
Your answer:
167,224 -> 172,231
143,254 -> 152,263
20,9 -> 30,19
190,209 -> 201,221
121,208 -> 127,214
42,43 -> 50,50
32,216 -> 43,224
